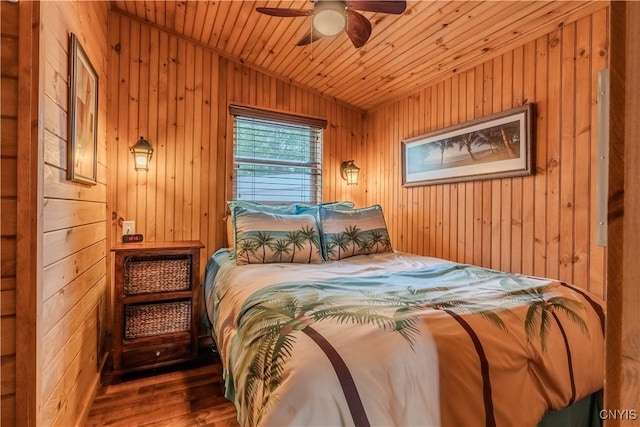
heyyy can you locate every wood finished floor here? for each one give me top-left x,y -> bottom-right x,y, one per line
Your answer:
85,351 -> 239,426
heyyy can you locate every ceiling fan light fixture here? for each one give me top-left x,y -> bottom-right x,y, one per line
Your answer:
313,2 -> 346,36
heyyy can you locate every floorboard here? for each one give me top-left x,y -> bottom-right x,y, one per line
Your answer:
86,350 -> 239,427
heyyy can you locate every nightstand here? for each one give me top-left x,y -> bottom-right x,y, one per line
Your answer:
110,241 -> 204,381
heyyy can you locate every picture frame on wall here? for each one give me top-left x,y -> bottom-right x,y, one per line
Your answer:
402,103 -> 535,187
68,32 -> 98,186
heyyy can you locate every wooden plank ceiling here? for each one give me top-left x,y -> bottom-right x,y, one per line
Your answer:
111,1 -> 603,111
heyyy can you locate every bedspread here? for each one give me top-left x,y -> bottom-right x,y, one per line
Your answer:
205,250 -> 604,427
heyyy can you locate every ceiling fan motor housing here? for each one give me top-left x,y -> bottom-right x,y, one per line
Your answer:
313,1 -> 347,37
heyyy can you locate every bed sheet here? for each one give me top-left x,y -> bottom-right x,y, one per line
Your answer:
204,250 -> 605,427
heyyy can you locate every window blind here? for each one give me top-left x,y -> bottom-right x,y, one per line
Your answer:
231,106 -> 324,204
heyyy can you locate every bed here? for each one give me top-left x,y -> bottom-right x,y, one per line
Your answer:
205,202 -> 605,427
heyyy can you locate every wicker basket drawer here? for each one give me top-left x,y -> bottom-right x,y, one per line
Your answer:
124,301 -> 191,339
121,343 -> 192,369
124,255 -> 191,295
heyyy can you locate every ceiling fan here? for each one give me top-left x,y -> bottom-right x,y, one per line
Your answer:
256,0 -> 407,48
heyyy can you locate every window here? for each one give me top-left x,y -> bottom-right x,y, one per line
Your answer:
230,105 -> 326,204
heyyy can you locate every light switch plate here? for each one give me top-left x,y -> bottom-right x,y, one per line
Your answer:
122,221 -> 135,237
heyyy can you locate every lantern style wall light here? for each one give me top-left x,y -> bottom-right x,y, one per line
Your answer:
129,136 -> 154,172
341,160 -> 360,185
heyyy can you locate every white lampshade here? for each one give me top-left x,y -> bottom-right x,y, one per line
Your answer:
313,2 -> 346,36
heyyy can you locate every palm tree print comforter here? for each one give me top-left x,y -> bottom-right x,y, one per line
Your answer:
205,250 -> 604,427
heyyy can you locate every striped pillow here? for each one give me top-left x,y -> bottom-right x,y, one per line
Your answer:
320,205 -> 392,261
234,208 -> 323,265
226,201 -> 298,254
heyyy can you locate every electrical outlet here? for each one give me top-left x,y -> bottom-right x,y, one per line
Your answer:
122,221 -> 135,237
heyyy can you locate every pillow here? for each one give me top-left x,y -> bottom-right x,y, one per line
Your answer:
226,201 -> 355,253
227,200 -> 298,216
320,204 -> 392,261
226,201 -> 299,253
297,201 -> 355,260
225,215 -> 234,250
234,208 -> 323,265
295,200 -> 355,219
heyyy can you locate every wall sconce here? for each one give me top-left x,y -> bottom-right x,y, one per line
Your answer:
129,136 -> 154,172
341,160 -> 360,185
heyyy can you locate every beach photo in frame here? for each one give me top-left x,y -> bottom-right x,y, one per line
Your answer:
402,103 -> 535,187
68,32 -> 98,185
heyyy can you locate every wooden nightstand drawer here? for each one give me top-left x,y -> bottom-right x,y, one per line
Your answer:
121,342 -> 192,369
124,255 -> 192,295
124,300 -> 192,339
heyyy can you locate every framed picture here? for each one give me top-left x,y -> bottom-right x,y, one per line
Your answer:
402,103 -> 535,187
68,33 -> 98,185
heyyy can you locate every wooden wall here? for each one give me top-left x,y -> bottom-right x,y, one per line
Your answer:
106,11 -> 366,277
1,2 -> 20,425
0,2 -> 623,425
364,7 -> 609,297
39,1 -> 109,426
606,2 -> 640,424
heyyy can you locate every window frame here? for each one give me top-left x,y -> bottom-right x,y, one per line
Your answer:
230,105 -> 327,205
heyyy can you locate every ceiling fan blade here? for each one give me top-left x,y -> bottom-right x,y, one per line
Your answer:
346,0 -> 407,14
255,7 -> 313,17
346,9 -> 372,48
296,29 -> 325,46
